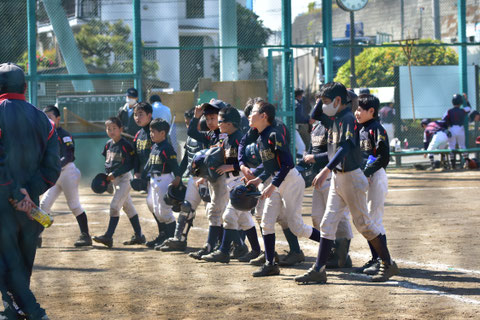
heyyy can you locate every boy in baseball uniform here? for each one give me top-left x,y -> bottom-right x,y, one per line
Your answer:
144,118 -> 182,249
40,105 -> 91,247
295,82 -> 397,284
354,94 -> 391,275
93,117 -> 145,248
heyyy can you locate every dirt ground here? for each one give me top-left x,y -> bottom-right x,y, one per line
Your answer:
14,169 -> 480,319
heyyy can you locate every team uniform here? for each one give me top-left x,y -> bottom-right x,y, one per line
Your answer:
378,105 -> 395,141
93,137 -> 144,247
251,125 -> 321,276
358,118 -> 391,273
423,120 -> 450,169
442,102 -> 471,166
118,103 -> 141,142
40,126 -> 91,246
143,139 -> 181,245
0,91 -> 61,319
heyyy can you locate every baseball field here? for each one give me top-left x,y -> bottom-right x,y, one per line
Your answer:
26,169 -> 480,319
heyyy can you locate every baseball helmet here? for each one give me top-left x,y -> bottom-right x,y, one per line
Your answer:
421,118 -> 431,127
198,184 -> 211,202
296,161 -> 316,188
163,182 -> 187,212
244,143 -> 261,168
0,63 -> 25,93
452,94 -> 463,106
131,178 -> 148,192
204,147 -> 225,182
91,173 -> 109,194
190,149 -> 209,177
229,184 -> 261,212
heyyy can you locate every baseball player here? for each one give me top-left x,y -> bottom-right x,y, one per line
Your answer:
303,116 -> 353,269
354,94 -> 391,275
200,107 -> 261,263
244,101 -> 321,277
442,93 -> 471,168
421,119 -> 450,170
117,87 -> 141,142
93,117 -> 145,248
295,82 -> 397,284
0,62 -> 61,319
186,103 -> 226,260
143,118 -> 182,249
158,108 -> 207,252
40,105 -> 91,247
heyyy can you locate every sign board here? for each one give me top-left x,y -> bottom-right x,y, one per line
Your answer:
57,94 -> 125,122
399,65 -> 477,119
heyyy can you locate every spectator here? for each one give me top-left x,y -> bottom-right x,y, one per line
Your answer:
117,87 -> 141,142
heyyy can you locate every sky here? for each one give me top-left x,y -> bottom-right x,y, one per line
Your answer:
253,0 -> 318,31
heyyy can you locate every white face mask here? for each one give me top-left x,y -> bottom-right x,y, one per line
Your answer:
322,99 -> 338,116
126,97 -> 136,107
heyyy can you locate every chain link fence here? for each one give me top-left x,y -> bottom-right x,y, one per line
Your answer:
1,0 -> 479,175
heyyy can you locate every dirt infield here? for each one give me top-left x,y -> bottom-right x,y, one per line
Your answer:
18,169 -> 480,319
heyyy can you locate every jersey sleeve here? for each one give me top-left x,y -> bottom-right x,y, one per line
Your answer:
187,118 -> 210,145
269,131 -> 294,187
112,141 -> 135,177
163,146 -> 181,177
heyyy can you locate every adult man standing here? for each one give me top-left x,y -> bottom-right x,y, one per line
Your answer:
0,62 -> 61,319
117,87 -> 141,142
149,94 -> 178,154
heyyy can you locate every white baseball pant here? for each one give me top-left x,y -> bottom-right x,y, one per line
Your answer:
367,168 -> 388,235
40,162 -> 84,216
261,168 -> 312,238
222,173 -> 256,231
383,123 -> 394,141
149,173 -> 175,224
205,174 -> 236,227
448,125 -> 466,150
184,175 -> 203,211
311,173 -> 353,239
427,131 -> 449,158
110,172 -> 138,218
320,168 -> 380,241
295,130 -> 306,155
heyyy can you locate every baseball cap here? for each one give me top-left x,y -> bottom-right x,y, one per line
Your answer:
202,103 -> 220,115
209,99 -> 228,109
219,107 -> 241,127
126,88 -> 138,98
0,63 -> 25,93
359,88 -> 370,95
421,118 -> 431,126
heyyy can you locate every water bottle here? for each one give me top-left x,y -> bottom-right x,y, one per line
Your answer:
403,138 -> 409,149
394,139 -> 401,152
30,206 -> 54,228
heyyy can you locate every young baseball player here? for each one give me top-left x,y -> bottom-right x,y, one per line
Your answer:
421,119 -> 450,170
442,93 -> 471,168
93,117 -> 145,248
143,118 -> 181,249
295,82 -> 397,284
303,116 -> 353,269
245,101 -> 321,277
187,103 -> 227,260
354,94 -> 391,275
40,105 -> 91,247
132,102 -> 169,248
200,107 -> 261,263
158,108 -> 207,252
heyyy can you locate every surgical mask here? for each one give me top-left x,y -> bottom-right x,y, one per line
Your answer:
126,97 -> 136,107
322,100 -> 338,116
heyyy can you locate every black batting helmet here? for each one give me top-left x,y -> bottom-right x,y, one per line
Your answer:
131,178 -> 148,192
163,182 -> 187,212
204,147 -> 225,182
244,143 -> 261,168
91,173 -> 109,194
190,149 -> 209,177
229,184 -> 261,211
296,161 -> 316,188
452,94 -> 463,106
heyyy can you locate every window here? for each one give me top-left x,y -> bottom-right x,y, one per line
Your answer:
186,0 -> 204,19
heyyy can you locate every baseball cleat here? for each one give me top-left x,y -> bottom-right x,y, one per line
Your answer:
371,261 -> 399,282
230,243 -> 249,259
363,258 -> 381,275
279,250 -> 305,266
249,251 -> 279,266
354,258 -> 377,274
158,238 -> 187,252
237,250 -> 261,262
252,262 -> 280,277
92,235 -> 113,248
123,234 -> 146,245
201,250 -> 230,263
145,232 -> 167,248
74,232 -> 92,247
294,265 -> 327,284
188,244 -> 212,260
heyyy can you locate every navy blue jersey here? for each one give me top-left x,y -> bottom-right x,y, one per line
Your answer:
253,125 -> 294,187
306,122 -> 329,170
117,104 -> 141,140
102,137 -> 135,177
219,129 -> 243,174
423,120 -> 448,149
442,102 -> 471,127
133,125 -> 152,175
179,136 -> 205,177
358,119 -> 390,177
0,93 -> 61,202
143,140 -> 180,178
56,127 -> 75,167
187,117 -> 221,148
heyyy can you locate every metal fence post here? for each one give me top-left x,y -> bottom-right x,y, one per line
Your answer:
458,0 -> 468,147
133,0 -> 142,100
322,0 -> 332,83
27,0 -> 37,106
282,0 -> 295,156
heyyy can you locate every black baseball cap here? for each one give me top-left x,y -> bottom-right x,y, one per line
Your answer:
126,88 -> 138,98
0,63 -> 25,93
202,103 -> 220,115
359,88 -> 370,95
210,99 -> 228,109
